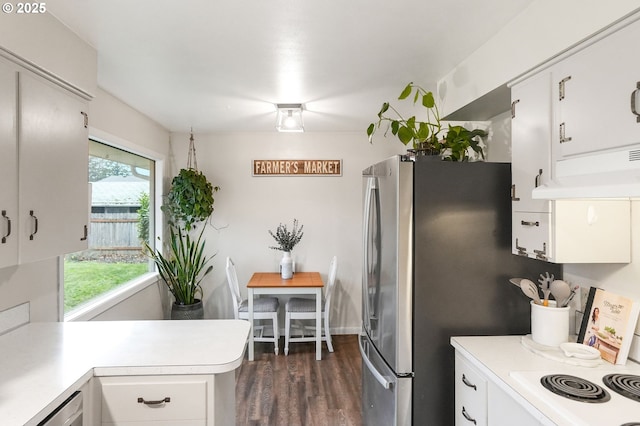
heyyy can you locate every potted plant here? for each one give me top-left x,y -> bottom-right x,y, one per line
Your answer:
148,130 -> 220,319
162,168 -> 220,231
367,82 -> 487,161
269,219 -> 304,279
146,225 -> 214,319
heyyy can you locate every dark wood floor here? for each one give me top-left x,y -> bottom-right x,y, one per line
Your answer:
236,334 -> 362,426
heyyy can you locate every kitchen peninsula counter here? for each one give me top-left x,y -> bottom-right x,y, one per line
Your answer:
0,319 -> 249,425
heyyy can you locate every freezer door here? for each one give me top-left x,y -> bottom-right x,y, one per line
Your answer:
360,334 -> 411,426
362,156 -> 412,374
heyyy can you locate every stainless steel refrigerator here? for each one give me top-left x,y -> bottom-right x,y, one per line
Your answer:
359,155 -> 561,425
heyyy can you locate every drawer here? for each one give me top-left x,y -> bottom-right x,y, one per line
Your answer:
512,211 -> 551,260
99,375 -> 210,424
455,353 -> 487,426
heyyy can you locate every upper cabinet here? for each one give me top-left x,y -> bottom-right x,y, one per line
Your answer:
509,16 -> 636,263
0,56 -> 89,268
553,18 -> 640,159
0,59 -> 18,269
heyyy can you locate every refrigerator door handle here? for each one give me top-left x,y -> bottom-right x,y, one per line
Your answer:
359,334 -> 392,390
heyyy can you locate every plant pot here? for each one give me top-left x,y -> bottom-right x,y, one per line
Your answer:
280,252 -> 293,279
171,299 -> 204,320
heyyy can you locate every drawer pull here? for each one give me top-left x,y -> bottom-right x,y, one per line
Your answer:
631,82 -> 640,123
461,374 -> 477,391
137,397 -> 171,407
521,220 -> 540,227
462,406 -> 477,424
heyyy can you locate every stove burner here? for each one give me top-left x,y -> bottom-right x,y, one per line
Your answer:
603,374 -> 640,403
540,374 -> 611,403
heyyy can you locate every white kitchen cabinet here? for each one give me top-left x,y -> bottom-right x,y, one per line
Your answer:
0,55 -> 89,267
554,17 -> 640,159
510,71 -> 552,215
0,58 -> 18,268
455,352 -> 487,426
97,373 -> 238,426
455,351 -> 542,426
18,71 -> 89,263
510,65 -> 630,263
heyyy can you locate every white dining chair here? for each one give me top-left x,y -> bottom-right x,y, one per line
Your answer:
284,256 -> 337,355
226,257 -> 280,355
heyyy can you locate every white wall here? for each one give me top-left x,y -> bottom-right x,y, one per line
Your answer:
438,0 -> 640,116
169,131 -> 403,333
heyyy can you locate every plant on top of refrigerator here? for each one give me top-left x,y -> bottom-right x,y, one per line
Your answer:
366,82 -> 488,161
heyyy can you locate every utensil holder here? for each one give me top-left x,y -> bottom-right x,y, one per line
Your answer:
531,300 -> 570,347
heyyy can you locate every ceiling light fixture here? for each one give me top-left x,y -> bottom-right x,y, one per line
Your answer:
275,103 -> 304,132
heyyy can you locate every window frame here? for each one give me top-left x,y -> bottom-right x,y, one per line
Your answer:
61,129 -> 165,322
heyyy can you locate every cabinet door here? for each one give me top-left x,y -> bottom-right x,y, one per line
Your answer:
555,18 -> 640,158
0,59 -> 18,268
511,72 -> 552,214
455,353 -> 488,426
18,72 -> 89,263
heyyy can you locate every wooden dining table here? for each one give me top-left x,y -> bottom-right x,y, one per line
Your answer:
247,272 -> 324,361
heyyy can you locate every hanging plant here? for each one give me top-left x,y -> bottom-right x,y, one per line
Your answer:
162,130 -> 220,230
163,168 -> 219,230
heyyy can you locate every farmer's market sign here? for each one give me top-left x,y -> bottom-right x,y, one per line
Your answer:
253,159 -> 342,176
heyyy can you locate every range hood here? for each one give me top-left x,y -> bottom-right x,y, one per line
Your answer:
531,144 -> 640,199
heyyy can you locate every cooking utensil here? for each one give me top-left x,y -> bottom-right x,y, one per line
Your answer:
509,278 -> 523,287
550,280 -> 571,306
560,285 -> 579,307
520,279 -> 542,304
538,272 -> 554,306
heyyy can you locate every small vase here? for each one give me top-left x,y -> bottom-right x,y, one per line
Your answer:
171,299 -> 204,320
280,251 -> 293,279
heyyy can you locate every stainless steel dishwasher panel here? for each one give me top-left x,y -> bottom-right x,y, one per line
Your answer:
37,391 -> 82,426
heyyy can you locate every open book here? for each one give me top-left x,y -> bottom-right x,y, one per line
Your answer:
577,287 -> 640,365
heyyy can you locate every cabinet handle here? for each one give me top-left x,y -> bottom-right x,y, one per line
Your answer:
511,99 -> 520,119
511,184 -> 520,201
521,220 -> 540,227
462,407 -> 477,425
29,210 -> 38,241
1,210 -> 11,244
515,238 -> 527,256
534,169 -> 543,188
461,374 -> 477,390
559,122 -> 572,143
80,111 -> 88,128
534,242 -> 548,261
559,76 -> 572,101
631,82 -> 640,123
80,224 -> 88,241
137,397 -> 170,407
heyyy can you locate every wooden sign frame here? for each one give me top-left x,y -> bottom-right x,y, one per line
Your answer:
252,159 -> 342,176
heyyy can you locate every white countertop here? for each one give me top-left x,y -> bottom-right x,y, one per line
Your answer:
0,319 -> 250,426
451,335 -> 640,425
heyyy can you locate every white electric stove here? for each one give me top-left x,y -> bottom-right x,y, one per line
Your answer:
511,367 -> 640,426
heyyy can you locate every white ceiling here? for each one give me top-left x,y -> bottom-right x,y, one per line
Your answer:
46,0 -> 533,133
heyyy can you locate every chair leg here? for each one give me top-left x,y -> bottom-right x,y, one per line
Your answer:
324,314 -> 334,353
284,311 -> 291,355
273,313 -> 279,355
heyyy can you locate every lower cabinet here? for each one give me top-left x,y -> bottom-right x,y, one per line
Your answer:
455,352 -> 543,426
96,375 -> 219,426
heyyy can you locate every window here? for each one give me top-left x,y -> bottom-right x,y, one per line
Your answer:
64,139 -> 155,314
